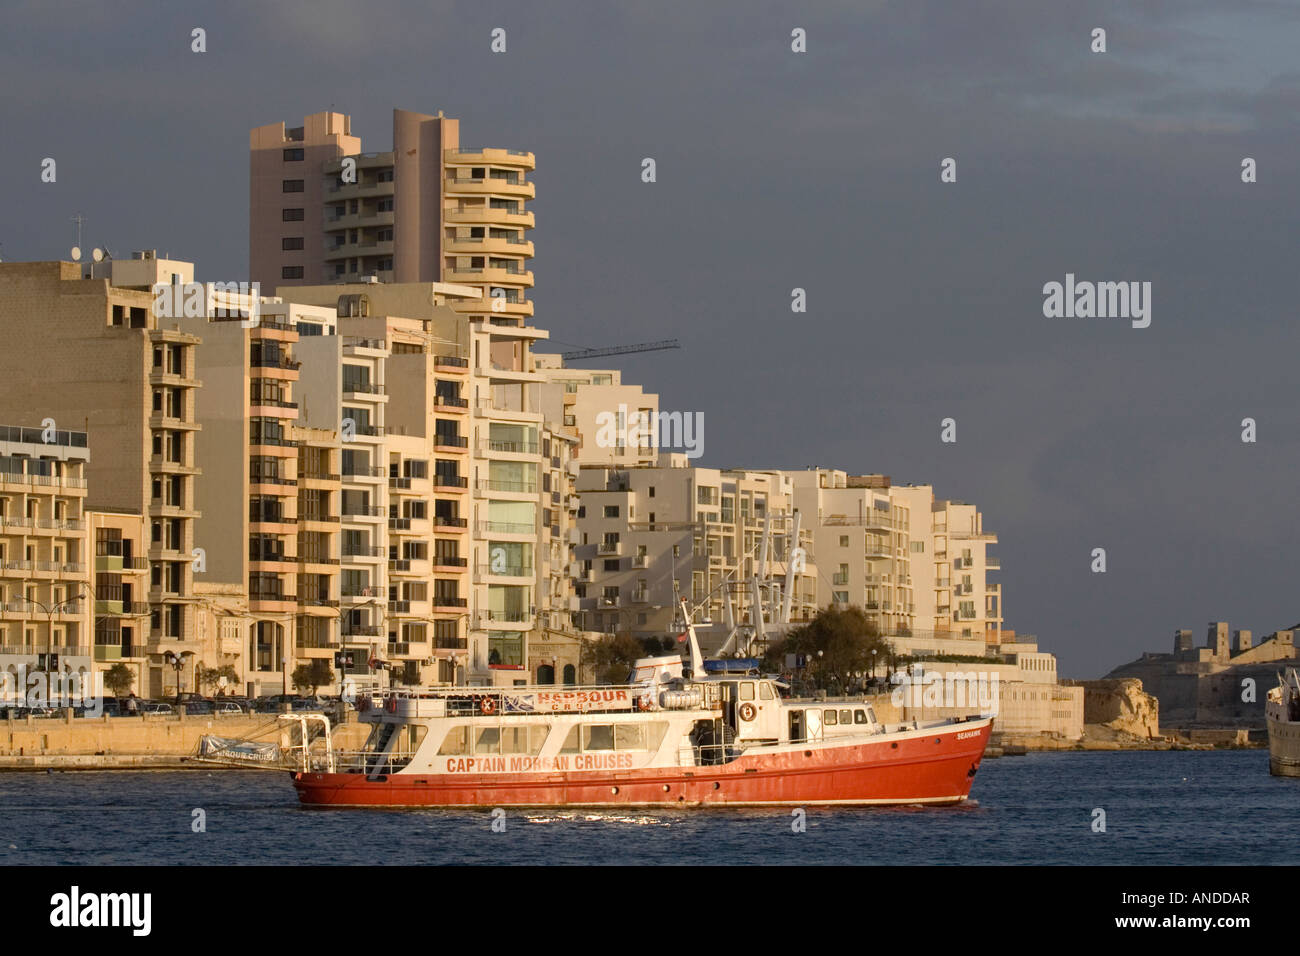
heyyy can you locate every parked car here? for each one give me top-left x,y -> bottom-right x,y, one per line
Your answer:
141,701 -> 174,715
214,700 -> 246,716
181,699 -> 214,715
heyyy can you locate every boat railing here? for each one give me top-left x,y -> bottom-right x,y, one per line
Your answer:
360,683 -> 675,717
333,749 -> 419,774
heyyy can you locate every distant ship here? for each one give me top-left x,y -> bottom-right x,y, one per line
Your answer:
1265,668 -> 1300,776
199,601 -> 993,808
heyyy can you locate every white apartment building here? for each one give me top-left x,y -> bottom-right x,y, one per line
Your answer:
783,471 -> 1004,645
574,459 -> 818,643
534,354 -> 660,467
783,470 -> 916,636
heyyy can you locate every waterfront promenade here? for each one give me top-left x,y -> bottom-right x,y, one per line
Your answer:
0,711 -> 369,770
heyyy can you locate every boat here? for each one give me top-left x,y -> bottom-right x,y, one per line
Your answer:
194,600 -> 992,808
1266,668 -> 1300,776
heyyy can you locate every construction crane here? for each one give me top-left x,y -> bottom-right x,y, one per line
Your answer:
560,339 -> 680,362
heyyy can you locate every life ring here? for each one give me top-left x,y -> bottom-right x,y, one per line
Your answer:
738,702 -> 757,722
384,697 -> 397,714
637,695 -> 653,712
480,697 -> 497,716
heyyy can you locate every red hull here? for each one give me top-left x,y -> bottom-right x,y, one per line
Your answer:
292,721 -> 992,808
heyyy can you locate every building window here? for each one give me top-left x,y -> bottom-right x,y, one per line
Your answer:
281,237 -> 304,251
839,535 -> 849,547
283,148 -> 304,161
282,208 -> 304,222
603,505 -> 619,518
282,179 -> 305,193
281,266 -> 304,280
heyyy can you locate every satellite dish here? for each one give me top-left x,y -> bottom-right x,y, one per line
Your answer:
70,246 -> 81,262
91,248 -> 104,263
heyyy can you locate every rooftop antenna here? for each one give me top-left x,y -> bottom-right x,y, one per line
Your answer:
71,213 -> 86,251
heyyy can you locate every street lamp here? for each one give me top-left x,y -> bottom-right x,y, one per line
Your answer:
162,649 -> 194,700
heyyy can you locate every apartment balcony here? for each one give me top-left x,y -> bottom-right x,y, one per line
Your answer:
472,297 -> 534,318
342,337 -> 387,356
433,354 -> 470,373
432,435 -> 469,453
597,541 -> 621,556
433,395 -> 470,413
325,209 -> 394,232
326,178 -> 395,201
630,554 -> 648,568
444,146 -> 536,168
444,235 -> 535,258
445,176 -> 535,200
343,464 -> 385,483
478,265 -> 534,288
298,513 -> 340,530
341,382 -> 388,403
248,397 -> 299,420
444,205 -> 534,230
388,515 -> 430,535
986,557 -> 1001,570
434,516 -> 469,532
341,505 -> 384,522
249,593 -> 296,611
477,564 -> 534,580
432,476 -> 469,493
298,471 -> 341,487
148,370 -> 201,389
475,479 -> 538,497
433,598 -> 468,613
476,610 -> 534,630
481,439 -> 539,456
476,520 -> 530,537
431,557 -> 468,572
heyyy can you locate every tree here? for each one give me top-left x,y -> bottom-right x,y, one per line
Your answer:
103,663 -> 135,698
581,632 -> 646,684
196,664 -> 239,695
763,605 -> 890,692
291,661 -> 331,696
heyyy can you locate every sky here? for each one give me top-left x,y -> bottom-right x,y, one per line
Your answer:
3,0 -> 1299,678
